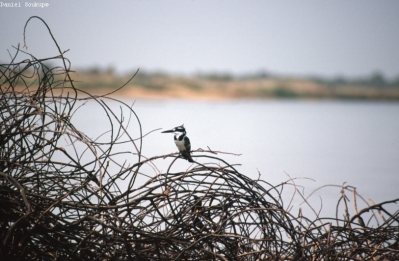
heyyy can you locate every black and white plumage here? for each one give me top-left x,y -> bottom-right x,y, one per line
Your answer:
161,125 -> 194,162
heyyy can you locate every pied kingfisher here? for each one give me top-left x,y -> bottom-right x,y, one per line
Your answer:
162,125 -> 194,162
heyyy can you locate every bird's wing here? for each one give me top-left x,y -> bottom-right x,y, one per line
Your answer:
184,136 -> 191,152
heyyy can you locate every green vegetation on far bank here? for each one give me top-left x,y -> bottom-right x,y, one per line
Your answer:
71,67 -> 399,100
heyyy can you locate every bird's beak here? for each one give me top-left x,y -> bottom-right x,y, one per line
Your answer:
161,129 -> 174,133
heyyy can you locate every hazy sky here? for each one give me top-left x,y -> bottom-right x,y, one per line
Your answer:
1,1 -> 399,78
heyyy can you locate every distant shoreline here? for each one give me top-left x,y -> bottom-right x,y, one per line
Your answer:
73,70 -> 399,101
9,70 -> 399,101
81,87 -> 399,101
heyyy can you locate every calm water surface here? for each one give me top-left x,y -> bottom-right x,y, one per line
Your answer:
74,99 -> 399,218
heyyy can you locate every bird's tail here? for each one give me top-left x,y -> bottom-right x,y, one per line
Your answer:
182,151 -> 194,162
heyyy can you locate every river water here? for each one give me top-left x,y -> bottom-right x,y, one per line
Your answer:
73,99 -> 399,219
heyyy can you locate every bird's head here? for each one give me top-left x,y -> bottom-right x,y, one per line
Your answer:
161,124 -> 186,135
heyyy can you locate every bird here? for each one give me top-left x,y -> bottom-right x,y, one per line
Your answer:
161,124 -> 194,162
